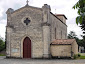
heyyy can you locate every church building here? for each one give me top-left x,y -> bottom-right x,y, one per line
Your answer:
6,1 -> 78,58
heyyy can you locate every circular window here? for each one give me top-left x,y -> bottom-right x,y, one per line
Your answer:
24,18 -> 31,25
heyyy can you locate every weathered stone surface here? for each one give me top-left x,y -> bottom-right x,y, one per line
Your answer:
49,13 -> 67,41
6,4 -> 68,58
51,45 -> 71,57
72,40 -> 78,55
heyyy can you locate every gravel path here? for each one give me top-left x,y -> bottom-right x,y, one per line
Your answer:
0,56 -> 85,64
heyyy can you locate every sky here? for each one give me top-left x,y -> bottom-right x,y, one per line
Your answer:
0,0 -> 83,39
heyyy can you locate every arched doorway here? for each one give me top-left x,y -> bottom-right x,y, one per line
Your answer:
23,37 -> 31,58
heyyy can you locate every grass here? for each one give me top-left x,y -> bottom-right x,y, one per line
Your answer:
74,53 -> 85,59
78,53 -> 85,59
80,55 -> 85,59
0,54 -> 5,56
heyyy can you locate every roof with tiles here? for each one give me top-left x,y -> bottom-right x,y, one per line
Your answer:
51,39 -> 76,45
55,14 -> 67,19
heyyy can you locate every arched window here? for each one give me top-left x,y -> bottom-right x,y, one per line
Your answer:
61,31 -> 62,39
55,28 -> 56,39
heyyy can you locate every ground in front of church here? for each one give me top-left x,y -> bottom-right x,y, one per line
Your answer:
0,56 -> 85,64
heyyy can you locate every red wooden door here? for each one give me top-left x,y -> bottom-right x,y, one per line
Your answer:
23,37 -> 31,58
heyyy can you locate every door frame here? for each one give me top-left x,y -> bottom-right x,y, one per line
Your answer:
23,37 -> 31,58
20,35 -> 32,58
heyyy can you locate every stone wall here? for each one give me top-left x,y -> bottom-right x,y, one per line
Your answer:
57,16 -> 66,24
49,13 -> 67,41
50,40 -> 78,57
72,41 -> 78,55
51,45 -> 71,57
6,6 -> 43,58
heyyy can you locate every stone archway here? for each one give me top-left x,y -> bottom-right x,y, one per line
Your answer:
23,37 -> 31,58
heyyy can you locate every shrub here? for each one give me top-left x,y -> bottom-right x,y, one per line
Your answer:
0,38 -> 5,52
74,54 -> 80,59
74,54 -> 77,59
0,54 -> 5,56
78,53 -> 81,57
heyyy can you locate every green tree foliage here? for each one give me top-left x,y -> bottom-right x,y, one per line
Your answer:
68,31 -> 77,39
73,0 -> 85,49
68,31 -> 83,46
73,0 -> 85,24
73,0 -> 85,34
82,36 -> 85,47
0,37 -> 5,52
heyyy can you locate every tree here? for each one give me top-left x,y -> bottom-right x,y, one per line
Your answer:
81,36 -> 85,47
73,0 -> 85,50
68,31 -> 77,39
0,37 -> 5,52
68,31 -> 83,46
73,0 -> 85,24
73,0 -> 85,34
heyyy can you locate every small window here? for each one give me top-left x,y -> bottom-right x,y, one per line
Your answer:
55,28 -> 56,39
65,34 -> 67,38
24,18 -> 30,25
61,31 -> 62,39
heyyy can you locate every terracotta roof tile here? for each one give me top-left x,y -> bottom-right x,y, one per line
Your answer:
55,14 -> 67,19
51,39 -> 75,45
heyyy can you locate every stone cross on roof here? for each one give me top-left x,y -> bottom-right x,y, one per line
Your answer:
26,0 -> 29,5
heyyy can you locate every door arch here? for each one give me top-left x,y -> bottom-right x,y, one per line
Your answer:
23,37 -> 31,58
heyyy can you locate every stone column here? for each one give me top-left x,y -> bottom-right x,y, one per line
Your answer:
42,25 -> 50,58
6,8 -> 14,57
42,4 -> 51,58
6,27 -> 12,57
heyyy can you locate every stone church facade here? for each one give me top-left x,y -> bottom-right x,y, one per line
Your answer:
6,3 -> 69,58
